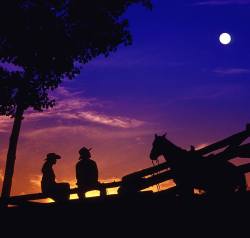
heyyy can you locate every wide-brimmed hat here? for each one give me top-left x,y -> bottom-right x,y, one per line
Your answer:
79,147 -> 92,156
45,153 -> 61,160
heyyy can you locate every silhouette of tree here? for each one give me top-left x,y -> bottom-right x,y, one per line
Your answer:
0,0 -> 152,202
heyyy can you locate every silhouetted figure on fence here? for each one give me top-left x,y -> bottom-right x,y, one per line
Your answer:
76,147 -> 105,199
41,153 -> 70,202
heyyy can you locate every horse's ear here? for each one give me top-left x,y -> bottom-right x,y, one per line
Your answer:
155,134 -> 158,139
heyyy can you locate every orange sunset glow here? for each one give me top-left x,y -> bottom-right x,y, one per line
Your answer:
1,1 -> 250,204
1,85 -> 250,198
2,3 -> 250,236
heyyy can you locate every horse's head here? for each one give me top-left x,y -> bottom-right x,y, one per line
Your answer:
150,134 -> 167,161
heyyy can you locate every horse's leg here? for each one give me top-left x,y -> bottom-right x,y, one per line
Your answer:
223,162 -> 247,193
175,178 -> 193,198
206,163 -> 246,196
180,185 -> 193,198
236,171 -> 247,193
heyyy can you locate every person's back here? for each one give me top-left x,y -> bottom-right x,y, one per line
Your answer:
41,153 -> 70,202
76,158 -> 98,188
41,161 -> 56,193
76,147 -> 104,199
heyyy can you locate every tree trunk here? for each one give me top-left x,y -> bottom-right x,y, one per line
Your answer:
1,106 -> 24,204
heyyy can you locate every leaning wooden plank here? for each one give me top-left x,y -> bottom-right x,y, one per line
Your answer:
203,143 -> 250,162
138,170 -> 174,191
121,161 -> 170,180
8,181 -> 122,204
8,192 -> 47,203
237,144 -> 250,158
70,180 -> 122,194
197,125 -> 250,155
238,163 -> 250,173
118,170 -> 174,194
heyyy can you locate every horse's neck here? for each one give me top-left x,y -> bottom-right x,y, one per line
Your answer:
161,140 -> 185,162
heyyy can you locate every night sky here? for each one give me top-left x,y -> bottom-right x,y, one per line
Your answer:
1,0 -> 250,196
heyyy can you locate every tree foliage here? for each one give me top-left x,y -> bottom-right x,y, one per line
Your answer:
0,0 -> 152,115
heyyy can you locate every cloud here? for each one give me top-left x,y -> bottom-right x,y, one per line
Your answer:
79,111 -> 145,128
23,125 -> 154,140
30,175 -> 42,188
0,116 -> 12,132
24,125 -> 88,139
24,87 -> 145,128
195,143 -> 209,150
194,0 -> 250,6
1,86 -> 146,135
0,152 -> 6,164
0,169 -> 3,182
25,108 -> 145,129
214,68 -> 250,75
0,62 -> 23,72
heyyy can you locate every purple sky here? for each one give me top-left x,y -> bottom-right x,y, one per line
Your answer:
1,0 -> 250,195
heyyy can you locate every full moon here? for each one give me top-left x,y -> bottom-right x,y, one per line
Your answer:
219,33 -> 231,45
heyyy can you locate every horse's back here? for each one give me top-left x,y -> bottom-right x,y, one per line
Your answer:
196,159 -> 246,193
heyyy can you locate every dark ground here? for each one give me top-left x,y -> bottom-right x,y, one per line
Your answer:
1,190 -> 250,237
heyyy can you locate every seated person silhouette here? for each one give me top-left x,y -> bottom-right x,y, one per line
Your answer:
76,147 -> 105,199
41,153 -> 70,202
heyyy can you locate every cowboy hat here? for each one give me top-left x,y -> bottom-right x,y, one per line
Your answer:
45,153 -> 61,160
78,147 -> 92,156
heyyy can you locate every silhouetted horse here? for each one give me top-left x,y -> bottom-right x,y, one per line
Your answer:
150,134 -> 246,197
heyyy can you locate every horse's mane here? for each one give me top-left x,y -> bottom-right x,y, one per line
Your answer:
160,136 -> 184,152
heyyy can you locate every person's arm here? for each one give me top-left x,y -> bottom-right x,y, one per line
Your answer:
76,162 -> 80,181
94,161 -> 98,181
